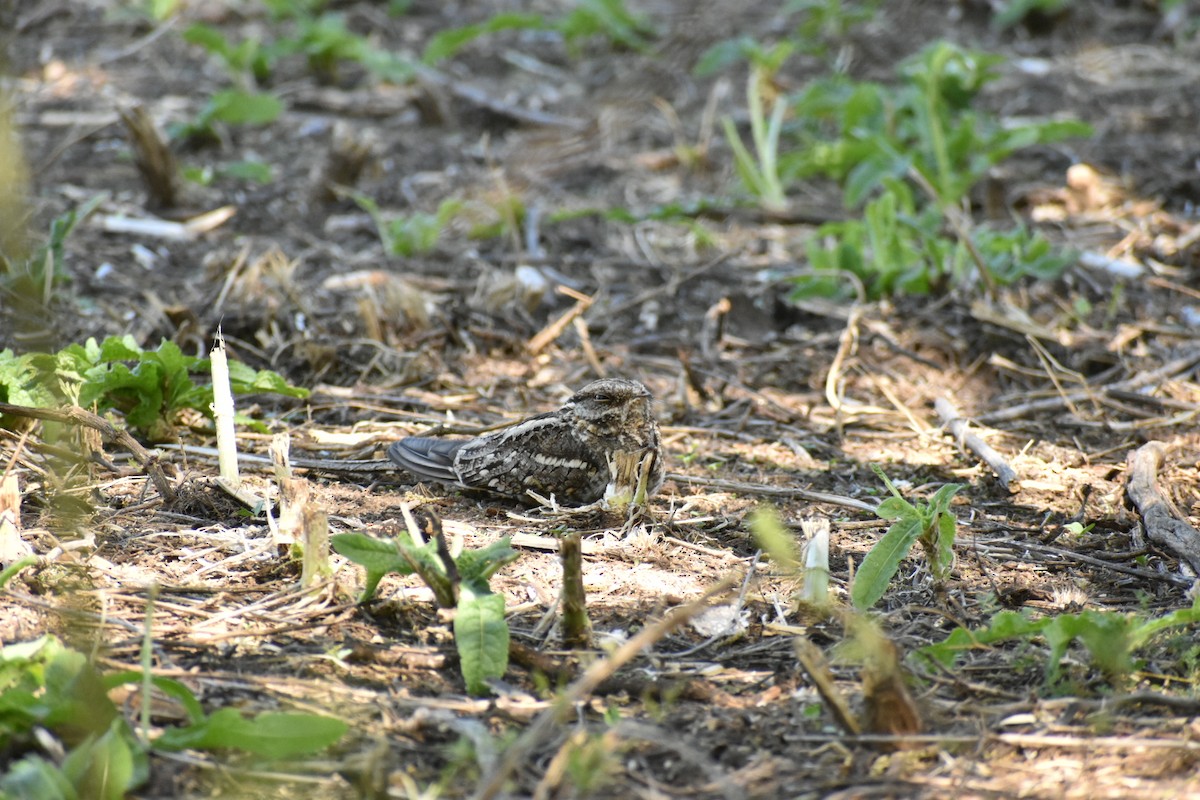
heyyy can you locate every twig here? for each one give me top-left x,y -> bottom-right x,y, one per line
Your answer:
0,402 -> 176,504
527,287 -> 594,355
978,350 -> 1200,424
471,573 -> 740,800
668,473 -> 878,515
1125,442 -> 1200,574
934,398 -> 1018,490
976,536 -> 1194,588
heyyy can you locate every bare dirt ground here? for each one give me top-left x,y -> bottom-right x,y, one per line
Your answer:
4,1 -> 1200,797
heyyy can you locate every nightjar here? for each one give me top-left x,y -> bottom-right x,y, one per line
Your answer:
387,378 -> 664,506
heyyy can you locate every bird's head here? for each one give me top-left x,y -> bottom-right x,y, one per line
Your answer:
567,378 -> 656,440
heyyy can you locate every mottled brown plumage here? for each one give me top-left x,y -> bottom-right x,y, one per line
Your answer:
387,379 -> 663,505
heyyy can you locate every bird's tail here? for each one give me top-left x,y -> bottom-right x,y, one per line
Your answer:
387,437 -> 464,484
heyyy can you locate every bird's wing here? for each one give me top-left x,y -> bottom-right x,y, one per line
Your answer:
387,437 -> 466,484
453,413 -> 610,503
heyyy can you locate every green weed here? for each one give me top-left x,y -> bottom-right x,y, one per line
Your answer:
0,634 -> 345,799
332,518 -> 518,695
355,193 -> 465,257
851,465 -> 962,609
919,598 -> 1200,689
0,195 -> 103,307
2,335 -> 308,441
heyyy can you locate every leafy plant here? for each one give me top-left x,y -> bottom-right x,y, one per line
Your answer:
919,598 -> 1200,688
355,194 -> 465,257
788,0 -> 880,53
172,89 -> 285,143
183,23 -> 273,88
421,0 -> 654,66
182,159 -> 275,186
6,335 -> 308,441
721,58 -> 790,213
851,465 -> 962,609
558,0 -> 656,52
0,195 -> 103,306
788,42 -> 1090,206
279,12 -> 368,83
332,519 -> 518,695
702,34 -> 1089,298
0,349 -> 58,408
0,635 -> 346,798
422,13 -> 545,65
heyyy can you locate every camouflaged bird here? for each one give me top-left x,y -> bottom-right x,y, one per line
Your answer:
387,378 -> 664,506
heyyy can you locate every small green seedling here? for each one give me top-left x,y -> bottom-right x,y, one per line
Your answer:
332,517 -> 518,695
851,465 -> 962,609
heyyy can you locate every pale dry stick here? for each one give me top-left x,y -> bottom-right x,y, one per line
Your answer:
1025,334 -> 1087,419
870,373 -> 933,435
978,350 -> 1200,425
668,473 -> 878,515
189,531 -> 278,578
0,402 -> 176,504
823,307 -> 895,421
211,243 -> 252,316
824,304 -> 861,417
527,286 -> 594,355
155,443 -> 392,475
471,573 -> 741,800
780,731 -> 1200,750
1125,441 -> 1200,574
1076,407 -> 1200,432
934,397 -> 1018,490
0,428 -> 32,563
571,315 -> 606,378
271,433 -> 300,548
974,536 -> 1193,587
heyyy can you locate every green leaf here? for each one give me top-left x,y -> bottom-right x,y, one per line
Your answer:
454,590 -> 509,695
205,90 -> 283,126
0,755 -> 79,800
873,496 -> 913,520
101,672 -> 205,723
182,23 -> 231,58
558,0 -> 655,51
0,556 -> 36,588
60,718 -> 145,800
693,36 -> 757,77
97,335 -> 143,362
850,515 -> 923,609
154,709 -> 347,758
453,537 -> 519,591
916,609 -> 1046,668
217,160 -> 275,183
422,13 -> 545,65
0,350 -> 57,408
331,532 -> 413,602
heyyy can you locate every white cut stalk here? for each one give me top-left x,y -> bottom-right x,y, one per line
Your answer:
801,518 -> 831,607
210,333 -> 240,487
0,473 -> 32,563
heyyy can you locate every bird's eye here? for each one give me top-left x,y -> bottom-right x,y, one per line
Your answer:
591,393 -> 612,404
